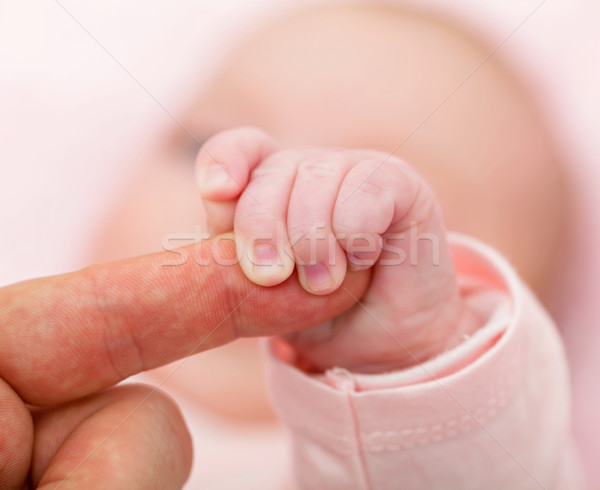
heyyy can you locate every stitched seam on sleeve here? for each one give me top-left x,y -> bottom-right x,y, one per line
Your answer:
346,391 -> 373,490
285,384 -> 512,454
363,389 -> 509,451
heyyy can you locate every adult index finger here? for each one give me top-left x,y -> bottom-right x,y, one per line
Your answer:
0,235 -> 368,405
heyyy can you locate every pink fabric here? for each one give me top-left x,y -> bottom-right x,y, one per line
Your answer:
265,234 -> 584,489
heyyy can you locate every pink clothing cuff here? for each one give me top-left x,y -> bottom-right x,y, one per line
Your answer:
263,233 -> 579,489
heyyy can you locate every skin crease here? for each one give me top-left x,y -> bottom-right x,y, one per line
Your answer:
92,4 -> 569,422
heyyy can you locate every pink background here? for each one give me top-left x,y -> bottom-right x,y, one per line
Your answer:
1,1 -> 599,488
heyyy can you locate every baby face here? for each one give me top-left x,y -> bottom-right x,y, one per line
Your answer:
184,4 -> 568,300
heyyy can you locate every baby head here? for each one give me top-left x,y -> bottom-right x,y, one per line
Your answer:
183,3 -> 569,301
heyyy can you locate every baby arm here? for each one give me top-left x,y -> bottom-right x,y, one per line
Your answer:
196,127 -> 582,489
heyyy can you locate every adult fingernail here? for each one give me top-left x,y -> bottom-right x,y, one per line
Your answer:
302,262 -> 333,292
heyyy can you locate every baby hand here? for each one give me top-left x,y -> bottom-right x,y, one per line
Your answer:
196,127 -> 478,373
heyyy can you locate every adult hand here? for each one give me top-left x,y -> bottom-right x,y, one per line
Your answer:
0,237 -> 368,489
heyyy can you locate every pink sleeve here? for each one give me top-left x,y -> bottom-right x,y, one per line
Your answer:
264,233 -> 584,490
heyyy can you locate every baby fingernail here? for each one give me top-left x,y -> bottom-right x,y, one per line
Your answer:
204,164 -> 230,188
253,244 -> 278,266
247,244 -> 292,287
303,262 -> 333,292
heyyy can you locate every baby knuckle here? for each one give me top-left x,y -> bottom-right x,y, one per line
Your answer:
239,208 -> 276,229
377,158 -> 406,180
356,177 -> 387,198
287,222 -> 316,239
297,158 -> 338,179
250,162 -> 284,180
